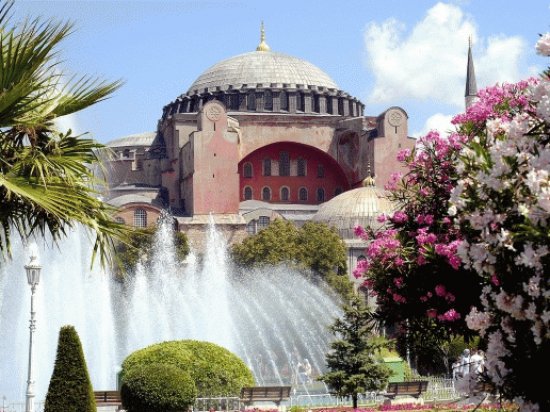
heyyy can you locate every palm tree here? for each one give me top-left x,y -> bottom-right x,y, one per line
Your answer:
0,0 -> 127,266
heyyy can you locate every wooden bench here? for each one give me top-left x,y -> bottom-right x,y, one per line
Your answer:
94,390 -> 122,409
239,386 -> 291,406
385,381 -> 429,399
473,380 -> 497,395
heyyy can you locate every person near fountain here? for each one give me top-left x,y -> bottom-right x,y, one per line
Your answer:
297,358 -> 312,383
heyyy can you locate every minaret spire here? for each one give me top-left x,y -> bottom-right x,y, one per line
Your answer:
256,21 -> 271,52
465,36 -> 478,109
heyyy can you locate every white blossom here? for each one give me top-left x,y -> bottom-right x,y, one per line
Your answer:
535,32 -> 550,56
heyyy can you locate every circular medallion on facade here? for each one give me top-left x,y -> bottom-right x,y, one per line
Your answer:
388,110 -> 403,127
206,104 -> 222,121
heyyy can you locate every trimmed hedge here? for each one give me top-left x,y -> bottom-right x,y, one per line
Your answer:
121,363 -> 197,412
44,325 -> 96,412
121,340 -> 254,397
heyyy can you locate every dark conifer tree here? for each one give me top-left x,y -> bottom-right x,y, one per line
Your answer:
45,325 -> 96,412
319,296 -> 392,408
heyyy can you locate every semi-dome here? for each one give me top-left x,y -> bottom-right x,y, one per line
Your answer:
312,177 -> 394,240
188,50 -> 338,94
106,132 -> 156,148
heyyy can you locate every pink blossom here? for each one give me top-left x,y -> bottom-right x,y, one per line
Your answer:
426,291 -> 433,298
396,148 -> 411,162
394,257 -> 405,266
393,277 -> 404,288
435,284 -> 446,297
491,274 -> 500,286
445,292 -> 456,302
426,309 -> 438,318
448,255 -> 461,270
438,308 -> 461,322
391,211 -> 408,224
377,213 -> 387,223
420,296 -> 428,302
392,293 -> 406,304
354,225 -> 367,238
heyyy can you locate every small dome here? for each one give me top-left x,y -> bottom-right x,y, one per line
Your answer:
187,50 -> 338,94
312,182 -> 393,240
106,132 -> 156,148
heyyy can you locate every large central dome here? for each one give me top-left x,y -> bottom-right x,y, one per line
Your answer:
188,50 -> 338,94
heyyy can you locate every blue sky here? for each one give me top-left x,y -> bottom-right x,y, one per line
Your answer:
12,0 -> 550,143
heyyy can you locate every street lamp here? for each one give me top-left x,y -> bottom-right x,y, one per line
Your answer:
24,250 -> 41,412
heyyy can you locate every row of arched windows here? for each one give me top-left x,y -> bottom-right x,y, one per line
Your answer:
242,156 -> 324,178
243,186 -> 342,202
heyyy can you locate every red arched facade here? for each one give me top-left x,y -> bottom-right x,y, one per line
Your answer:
239,142 -> 350,205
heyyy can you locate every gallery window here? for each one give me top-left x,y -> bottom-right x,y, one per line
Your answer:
299,187 -> 308,201
263,158 -> 272,176
297,158 -> 306,176
279,151 -> 290,176
133,209 -> 147,228
317,163 -> 325,178
243,162 -> 253,178
244,186 -> 253,200
262,186 -> 272,201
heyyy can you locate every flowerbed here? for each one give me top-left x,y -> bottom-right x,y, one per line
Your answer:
243,403 -> 516,412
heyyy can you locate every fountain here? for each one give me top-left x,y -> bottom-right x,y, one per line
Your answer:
0,217 -> 342,402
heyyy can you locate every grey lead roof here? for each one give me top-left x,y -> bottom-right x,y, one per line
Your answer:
187,51 -> 339,94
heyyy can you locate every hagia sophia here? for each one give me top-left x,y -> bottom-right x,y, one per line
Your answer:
103,25 -> 477,282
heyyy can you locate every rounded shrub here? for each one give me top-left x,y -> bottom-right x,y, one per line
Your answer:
121,363 -> 197,412
121,340 -> 254,397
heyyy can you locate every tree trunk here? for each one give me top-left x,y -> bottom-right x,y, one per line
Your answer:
352,394 -> 358,409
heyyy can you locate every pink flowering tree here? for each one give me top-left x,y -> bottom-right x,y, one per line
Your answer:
354,130 -> 481,344
448,34 -> 550,412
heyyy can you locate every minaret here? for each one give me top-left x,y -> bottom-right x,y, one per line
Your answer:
465,37 -> 478,109
256,21 -> 271,52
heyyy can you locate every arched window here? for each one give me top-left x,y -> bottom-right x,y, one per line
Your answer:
317,188 -> 325,202
334,187 -> 343,196
246,220 -> 256,235
247,91 -> 256,111
262,186 -> 271,201
264,90 -> 273,111
279,151 -> 290,176
317,163 -> 325,178
313,94 -> 320,113
297,158 -> 306,176
357,255 -> 366,262
133,209 -> 147,228
298,92 -> 306,112
280,90 -> 288,111
299,187 -> 308,201
263,158 -> 271,176
280,187 -> 290,201
258,216 -> 270,230
244,186 -> 253,200
243,162 -> 253,178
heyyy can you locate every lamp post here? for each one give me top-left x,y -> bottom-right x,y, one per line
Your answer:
24,251 -> 41,412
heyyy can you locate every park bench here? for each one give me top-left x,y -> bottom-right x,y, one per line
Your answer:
239,386 -> 291,407
473,380 -> 497,395
384,381 -> 429,399
94,390 -> 122,410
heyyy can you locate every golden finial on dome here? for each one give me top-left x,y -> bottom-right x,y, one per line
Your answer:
363,161 -> 375,187
256,21 -> 271,52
